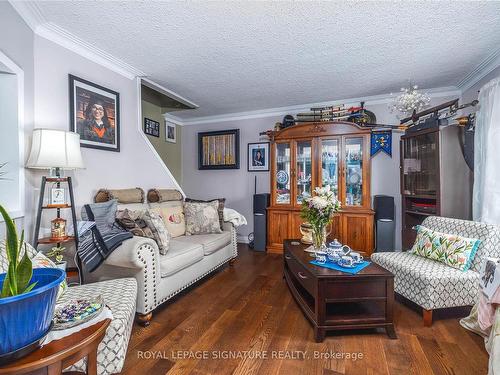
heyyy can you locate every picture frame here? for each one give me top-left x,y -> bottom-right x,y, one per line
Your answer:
165,121 -> 176,143
69,74 -> 120,152
144,118 -> 160,137
198,129 -> 240,170
247,142 -> 270,172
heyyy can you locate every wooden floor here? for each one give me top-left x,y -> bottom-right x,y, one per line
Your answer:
122,245 -> 488,375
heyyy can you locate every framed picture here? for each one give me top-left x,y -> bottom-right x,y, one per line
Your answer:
69,74 -> 120,152
144,118 -> 160,137
198,129 -> 240,170
165,121 -> 176,143
247,142 -> 269,172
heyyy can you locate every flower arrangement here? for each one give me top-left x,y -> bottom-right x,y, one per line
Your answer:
390,84 -> 430,118
300,186 -> 341,250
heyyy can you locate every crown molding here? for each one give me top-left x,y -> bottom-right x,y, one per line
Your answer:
10,1 -> 146,80
163,113 -> 185,127
177,86 -> 461,126
457,47 -> 500,92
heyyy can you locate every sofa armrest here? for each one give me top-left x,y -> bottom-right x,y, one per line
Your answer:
104,236 -> 159,269
223,221 -> 238,258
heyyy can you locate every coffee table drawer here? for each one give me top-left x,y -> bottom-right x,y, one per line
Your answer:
325,279 -> 387,300
285,253 -> 315,295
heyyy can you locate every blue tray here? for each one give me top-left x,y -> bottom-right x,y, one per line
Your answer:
310,260 -> 371,274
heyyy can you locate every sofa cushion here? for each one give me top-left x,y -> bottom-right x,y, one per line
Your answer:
184,201 -> 222,235
171,232 -> 231,255
371,251 -> 479,310
142,210 -> 171,255
410,225 -> 481,271
159,240 -> 204,277
149,202 -> 186,238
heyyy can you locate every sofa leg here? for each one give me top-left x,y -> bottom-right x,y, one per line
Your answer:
423,309 -> 433,327
137,312 -> 152,327
229,258 -> 236,266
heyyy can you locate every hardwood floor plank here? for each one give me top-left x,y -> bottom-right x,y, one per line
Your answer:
122,246 -> 488,375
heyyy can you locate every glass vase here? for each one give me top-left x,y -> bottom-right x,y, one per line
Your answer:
312,224 -> 328,251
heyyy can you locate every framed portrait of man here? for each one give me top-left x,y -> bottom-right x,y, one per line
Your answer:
69,74 -> 120,152
248,142 -> 269,171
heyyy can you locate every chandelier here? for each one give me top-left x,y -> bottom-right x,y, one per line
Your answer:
390,84 -> 430,118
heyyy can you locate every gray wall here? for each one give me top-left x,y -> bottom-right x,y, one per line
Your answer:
0,2 -> 34,238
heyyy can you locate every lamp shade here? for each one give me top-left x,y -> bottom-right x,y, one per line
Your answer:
26,129 -> 84,170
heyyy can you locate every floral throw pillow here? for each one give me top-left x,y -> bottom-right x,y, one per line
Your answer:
410,225 -> 481,271
142,210 -> 171,255
184,201 -> 223,235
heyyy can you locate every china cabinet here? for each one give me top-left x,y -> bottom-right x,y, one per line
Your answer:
400,126 -> 472,249
267,121 -> 374,255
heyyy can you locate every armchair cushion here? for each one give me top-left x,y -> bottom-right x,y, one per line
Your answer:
371,251 -> 479,310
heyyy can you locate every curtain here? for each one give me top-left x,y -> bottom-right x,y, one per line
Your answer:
473,77 -> 500,224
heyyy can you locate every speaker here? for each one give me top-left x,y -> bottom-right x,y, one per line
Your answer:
374,195 -> 395,221
373,195 -> 395,252
253,193 -> 270,214
252,193 -> 270,252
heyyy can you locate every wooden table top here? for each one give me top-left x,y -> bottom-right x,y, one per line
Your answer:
0,319 -> 111,374
284,240 -> 393,279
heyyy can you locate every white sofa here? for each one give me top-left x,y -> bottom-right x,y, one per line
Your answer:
83,201 -> 238,326
371,216 -> 500,326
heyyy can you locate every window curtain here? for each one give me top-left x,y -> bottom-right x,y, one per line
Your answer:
473,77 -> 500,224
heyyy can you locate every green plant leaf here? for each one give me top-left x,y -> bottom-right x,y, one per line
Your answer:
22,281 -> 37,294
1,269 -> 12,297
16,243 -> 33,293
0,205 -> 19,269
6,262 -> 17,296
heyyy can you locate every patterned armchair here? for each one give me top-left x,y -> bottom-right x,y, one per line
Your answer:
0,241 -> 137,375
371,216 -> 500,326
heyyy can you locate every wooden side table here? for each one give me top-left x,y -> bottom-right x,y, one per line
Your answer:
0,319 -> 110,375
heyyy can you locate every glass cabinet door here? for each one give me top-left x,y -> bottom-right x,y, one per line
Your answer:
402,132 -> 438,197
295,140 -> 312,205
320,139 -> 339,199
275,143 -> 291,204
344,137 -> 364,206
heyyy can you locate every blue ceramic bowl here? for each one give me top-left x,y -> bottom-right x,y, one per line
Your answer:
0,268 -> 65,354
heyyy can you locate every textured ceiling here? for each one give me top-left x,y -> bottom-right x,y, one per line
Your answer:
27,1 -> 500,119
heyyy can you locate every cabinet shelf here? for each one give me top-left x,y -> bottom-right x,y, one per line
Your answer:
37,236 -> 75,245
405,210 -> 435,217
42,204 -> 72,209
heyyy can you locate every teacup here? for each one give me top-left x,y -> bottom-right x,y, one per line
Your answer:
315,251 -> 328,264
350,252 -> 364,264
338,255 -> 355,268
327,244 -> 351,262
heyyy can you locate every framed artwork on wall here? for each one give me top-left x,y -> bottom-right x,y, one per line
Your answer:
247,142 -> 269,172
198,129 -> 240,170
144,118 -> 160,137
69,74 -> 120,152
165,121 -> 176,143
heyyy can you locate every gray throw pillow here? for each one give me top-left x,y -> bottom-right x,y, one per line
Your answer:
81,199 -> 118,230
184,201 -> 223,235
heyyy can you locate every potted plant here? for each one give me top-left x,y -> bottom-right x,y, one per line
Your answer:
300,185 -> 341,251
0,205 -> 65,360
46,245 -> 67,271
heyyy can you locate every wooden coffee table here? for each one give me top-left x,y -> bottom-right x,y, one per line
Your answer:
283,240 -> 396,342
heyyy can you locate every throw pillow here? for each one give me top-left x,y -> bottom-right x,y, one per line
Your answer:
81,199 -> 118,230
410,225 -> 481,271
185,197 -> 225,230
32,252 -> 68,300
184,201 -> 223,235
142,210 -> 171,255
116,209 -> 156,240
150,203 -> 186,238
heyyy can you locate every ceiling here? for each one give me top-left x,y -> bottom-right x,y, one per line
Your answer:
17,1 -> 500,120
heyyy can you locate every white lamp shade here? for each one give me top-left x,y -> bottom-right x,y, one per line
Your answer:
26,129 -> 85,169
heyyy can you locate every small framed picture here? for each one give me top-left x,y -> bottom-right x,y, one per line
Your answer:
144,118 -> 160,137
166,121 -> 176,143
248,142 -> 269,172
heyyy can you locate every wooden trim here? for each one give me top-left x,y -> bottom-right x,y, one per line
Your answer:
423,309 -> 433,327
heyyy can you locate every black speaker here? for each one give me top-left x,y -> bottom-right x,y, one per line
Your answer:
252,193 -> 270,251
373,195 -> 395,252
373,195 -> 395,221
253,193 -> 270,214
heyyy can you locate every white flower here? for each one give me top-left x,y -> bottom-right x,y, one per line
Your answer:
311,196 -> 328,210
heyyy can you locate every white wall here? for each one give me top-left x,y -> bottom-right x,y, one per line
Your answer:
0,2 -> 34,238
182,96 -> 457,248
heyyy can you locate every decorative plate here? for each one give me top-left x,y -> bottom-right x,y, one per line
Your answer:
53,295 -> 104,330
276,170 -> 289,185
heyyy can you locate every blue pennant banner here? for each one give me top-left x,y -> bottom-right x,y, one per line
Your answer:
370,130 -> 392,157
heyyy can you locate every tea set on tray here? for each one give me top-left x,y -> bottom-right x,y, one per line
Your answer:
311,239 -> 364,268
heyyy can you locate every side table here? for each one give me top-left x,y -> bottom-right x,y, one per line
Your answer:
0,319 -> 110,375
